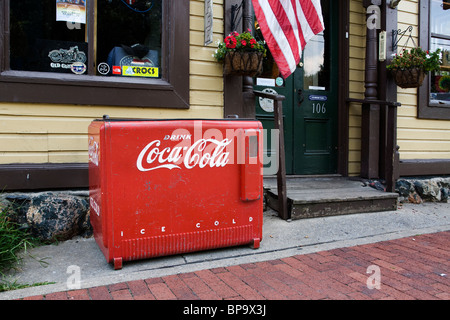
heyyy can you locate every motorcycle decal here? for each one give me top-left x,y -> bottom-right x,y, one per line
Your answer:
48,46 -> 87,64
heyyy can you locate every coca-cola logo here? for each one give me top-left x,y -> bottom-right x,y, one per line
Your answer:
137,138 -> 232,171
88,137 -> 99,166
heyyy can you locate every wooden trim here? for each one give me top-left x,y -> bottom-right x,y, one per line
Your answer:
399,159 -> 450,176
379,1 -> 400,191
0,163 -> 88,191
0,0 -> 189,109
223,0 -> 245,118
337,0 -> 350,177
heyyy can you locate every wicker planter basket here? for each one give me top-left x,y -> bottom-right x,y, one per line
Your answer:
223,51 -> 263,77
390,67 -> 425,89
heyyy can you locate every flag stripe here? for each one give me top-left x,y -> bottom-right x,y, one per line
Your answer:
252,0 -> 324,79
298,0 -> 324,41
268,0 -> 301,63
253,0 -> 294,77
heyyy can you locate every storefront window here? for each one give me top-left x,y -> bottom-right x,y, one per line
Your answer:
1,0 -> 188,108
429,0 -> 450,105
418,0 -> 450,119
10,0 -> 162,78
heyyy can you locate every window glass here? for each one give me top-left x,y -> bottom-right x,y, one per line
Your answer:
9,0 -> 162,79
303,31 -> 328,91
10,0 -> 87,73
430,0 -> 450,34
429,0 -> 450,105
97,0 -> 162,78
303,0 -> 329,91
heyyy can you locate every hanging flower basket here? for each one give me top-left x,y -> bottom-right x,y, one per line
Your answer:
223,51 -> 263,77
390,67 -> 426,88
386,47 -> 442,89
213,31 -> 266,77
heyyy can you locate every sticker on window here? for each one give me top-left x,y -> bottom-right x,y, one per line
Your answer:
71,62 -> 87,75
56,0 -> 86,24
122,66 -> 159,78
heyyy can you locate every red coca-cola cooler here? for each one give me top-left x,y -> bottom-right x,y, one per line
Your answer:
88,117 -> 263,269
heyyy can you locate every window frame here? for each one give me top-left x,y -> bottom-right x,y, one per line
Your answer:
418,0 -> 450,120
0,0 -> 189,109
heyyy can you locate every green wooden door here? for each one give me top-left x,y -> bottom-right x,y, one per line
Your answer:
255,0 -> 338,175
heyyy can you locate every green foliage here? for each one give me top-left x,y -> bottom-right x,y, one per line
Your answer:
0,202 -> 52,292
387,47 -> 442,72
0,204 -> 36,273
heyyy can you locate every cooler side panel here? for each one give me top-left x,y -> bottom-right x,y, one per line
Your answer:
89,121 -> 114,262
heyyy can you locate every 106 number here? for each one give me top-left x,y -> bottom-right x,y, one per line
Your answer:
312,103 -> 326,114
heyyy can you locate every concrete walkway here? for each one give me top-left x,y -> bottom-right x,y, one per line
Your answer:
1,202 -> 449,300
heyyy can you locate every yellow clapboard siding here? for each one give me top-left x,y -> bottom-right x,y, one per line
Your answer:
400,151 -> 450,160
48,152 -> 87,163
0,116 -> 92,134
190,45 -> 219,63
348,139 -> 361,151
190,60 -> 223,76
349,151 -> 361,163
397,106 -> 419,118
349,46 -> 365,59
348,162 -> 361,176
349,58 -> 365,70
348,0 -> 365,179
398,117 -> 450,130
398,140 -> 450,152
349,127 -> 361,139
397,128 -> 450,141
190,15 -> 223,34
0,134 -> 48,152
190,1 -> 223,19
396,93 -> 417,106
398,0 -> 417,14
190,75 -> 223,91
190,90 -> 223,107
48,135 -> 87,151
0,103 -> 219,119
0,152 -> 49,164
190,30 -> 224,48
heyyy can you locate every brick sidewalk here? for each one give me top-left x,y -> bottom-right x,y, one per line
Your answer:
21,231 -> 450,300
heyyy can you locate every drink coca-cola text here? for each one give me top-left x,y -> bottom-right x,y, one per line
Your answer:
137,138 -> 232,171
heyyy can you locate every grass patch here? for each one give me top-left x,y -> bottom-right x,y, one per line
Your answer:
0,205 -> 36,271
0,201 -> 45,292
0,280 -> 55,292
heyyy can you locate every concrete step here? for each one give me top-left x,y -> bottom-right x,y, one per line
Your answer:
264,176 -> 398,220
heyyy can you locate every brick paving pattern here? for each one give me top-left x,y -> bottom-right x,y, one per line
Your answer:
21,231 -> 450,300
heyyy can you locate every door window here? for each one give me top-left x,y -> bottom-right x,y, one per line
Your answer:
303,30 -> 329,91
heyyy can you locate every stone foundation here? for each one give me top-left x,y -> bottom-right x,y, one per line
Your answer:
0,191 -> 91,242
395,177 -> 450,204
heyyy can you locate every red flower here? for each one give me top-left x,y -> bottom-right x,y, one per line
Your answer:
241,40 -> 247,46
225,36 -> 237,49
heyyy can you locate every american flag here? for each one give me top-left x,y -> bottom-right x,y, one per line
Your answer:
252,0 -> 325,79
